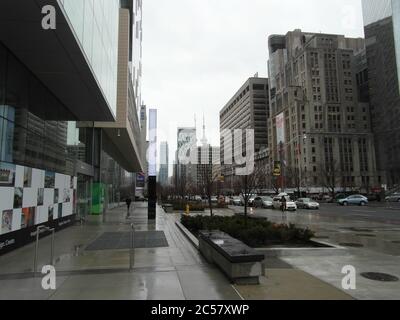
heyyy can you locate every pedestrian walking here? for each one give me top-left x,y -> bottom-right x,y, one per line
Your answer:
126,197 -> 132,218
281,195 -> 287,213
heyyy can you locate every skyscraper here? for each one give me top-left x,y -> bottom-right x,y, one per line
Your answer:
362,0 -> 400,186
159,142 -> 169,186
267,30 -> 377,192
175,128 -> 197,189
219,77 -> 269,187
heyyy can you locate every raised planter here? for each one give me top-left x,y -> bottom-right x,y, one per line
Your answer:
199,230 -> 264,285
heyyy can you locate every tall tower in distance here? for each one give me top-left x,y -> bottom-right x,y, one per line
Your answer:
159,142 -> 169,186
200,114 -> 208,146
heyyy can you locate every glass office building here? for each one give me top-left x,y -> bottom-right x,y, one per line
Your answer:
0,1 -> 143,254
362,0 -> 400,186
59,0 -> 120,116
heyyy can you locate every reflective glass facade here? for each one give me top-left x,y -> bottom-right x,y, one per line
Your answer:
131,0 -> 143,118
362,0 -> 400,185
0,43 -> 71,174
362,0 -> 392,26
59,0 -> 120,116
391,0 -> 400,84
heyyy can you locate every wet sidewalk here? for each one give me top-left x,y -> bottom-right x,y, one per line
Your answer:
0,203 -> 355,300
0,203 -> 241,300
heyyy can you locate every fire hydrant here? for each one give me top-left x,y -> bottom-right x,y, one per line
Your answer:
185,204 -> 190,215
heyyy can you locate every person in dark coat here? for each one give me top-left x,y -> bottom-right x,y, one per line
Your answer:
126,197 -> 132,217
281,195 -> 287,213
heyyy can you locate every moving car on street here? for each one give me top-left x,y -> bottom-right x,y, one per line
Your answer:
338,195 -> 368,206
272,195 -> 297,211
296,198 -> 320,210
385,193 -> 400,202
253,196 -> 274,209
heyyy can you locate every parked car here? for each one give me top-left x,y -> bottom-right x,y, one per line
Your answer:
272,196 -> 297,211
296,198 -> 320,210
338,195 -> 368,206
239,194 -> 257,206
253,196 -> 274,209
231,196 -> 242,206
248,195 -> 258,207
210,196 -> 218,204
385,193 -> 400,202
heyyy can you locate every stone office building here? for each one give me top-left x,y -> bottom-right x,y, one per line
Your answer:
267,30 -> 378,192
219,77 -> 270,188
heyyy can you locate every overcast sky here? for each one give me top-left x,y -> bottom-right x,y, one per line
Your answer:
141,0 -> 365,173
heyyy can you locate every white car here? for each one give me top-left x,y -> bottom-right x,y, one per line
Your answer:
296,198 -> 320,210
273,196 -> 297,211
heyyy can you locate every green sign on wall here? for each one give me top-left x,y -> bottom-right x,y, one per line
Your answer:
92,183 -> 105,215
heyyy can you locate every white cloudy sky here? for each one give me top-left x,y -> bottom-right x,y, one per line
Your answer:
141,0 -> 365,172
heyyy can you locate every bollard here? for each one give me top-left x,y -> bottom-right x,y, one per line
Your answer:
129,223 -> 135,271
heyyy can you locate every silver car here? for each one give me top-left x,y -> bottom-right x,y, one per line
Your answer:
296,198 -> 320,210
254,196 -> 274,209
385,193 -> 400,202
338,195 -> 368,206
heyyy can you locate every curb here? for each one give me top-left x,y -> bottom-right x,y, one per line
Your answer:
175,221 -> 199,249
255,240 -> 349,258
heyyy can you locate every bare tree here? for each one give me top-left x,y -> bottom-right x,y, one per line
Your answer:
198,164 -> 220,216
317,159 -> 341,199
286,166 -> 306,198
234,164 -> 267,218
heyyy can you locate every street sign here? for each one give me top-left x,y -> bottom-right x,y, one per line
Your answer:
273,161 -> 281,176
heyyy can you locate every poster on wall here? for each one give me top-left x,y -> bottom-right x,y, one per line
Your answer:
23,167 -> 32,188
37,188 -> 44,206
48,205 -> 54,222
21,207 -> 36,229
45,171 -> 55,188
13,188 -> 23,208
1,210 -> 13,234
1,163 -> 78,254
0,162 -> 15,187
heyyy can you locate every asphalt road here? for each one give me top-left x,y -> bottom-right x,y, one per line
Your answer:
234,202 -> 400,225
304,203 -> 400,224
229,202 -> 400,256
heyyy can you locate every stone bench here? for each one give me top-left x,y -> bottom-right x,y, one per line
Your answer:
199,230 -> 264,285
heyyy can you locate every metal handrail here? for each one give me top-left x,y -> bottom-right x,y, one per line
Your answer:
33,226 -> 55,276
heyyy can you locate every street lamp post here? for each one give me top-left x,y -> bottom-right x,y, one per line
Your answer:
279,141 -> 285,193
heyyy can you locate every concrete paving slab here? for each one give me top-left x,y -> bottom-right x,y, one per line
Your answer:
235,269 -> 353,300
